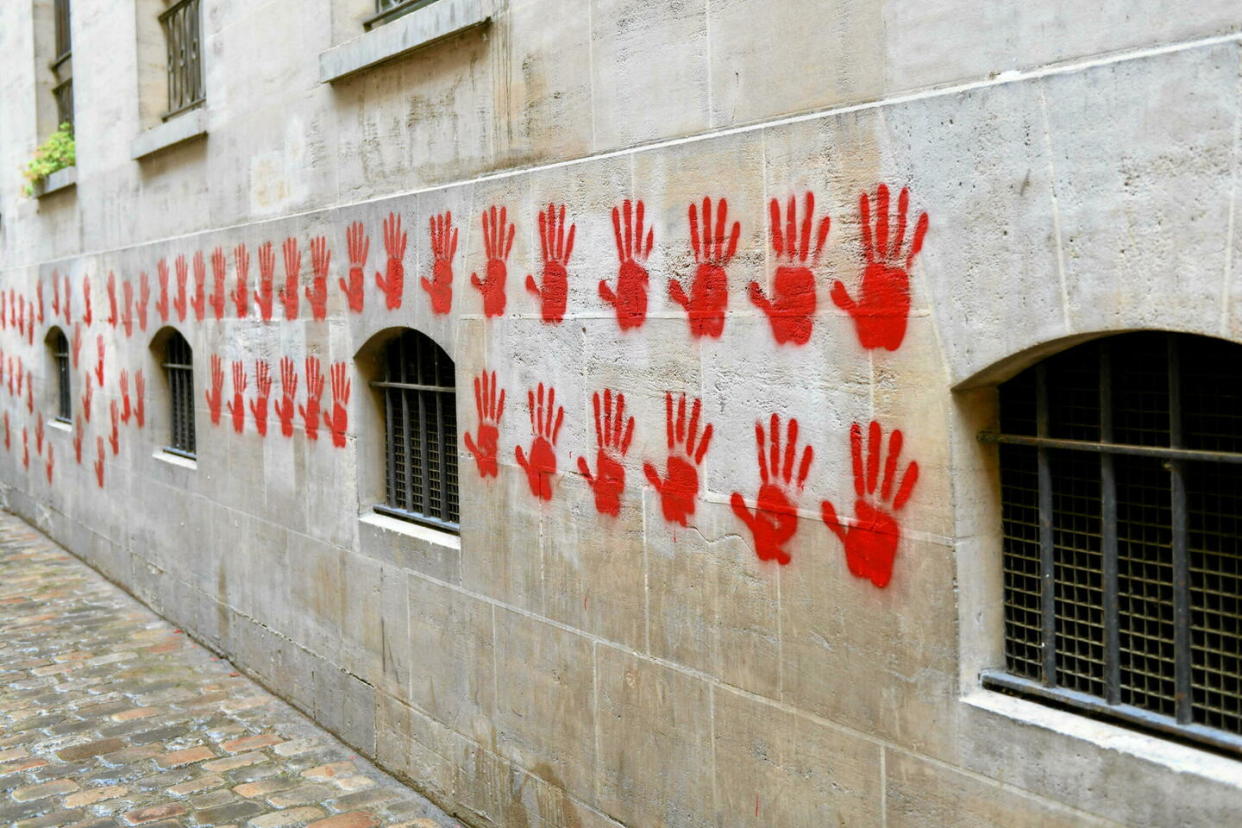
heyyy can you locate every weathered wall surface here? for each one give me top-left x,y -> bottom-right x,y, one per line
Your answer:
3,1 -> 1242,825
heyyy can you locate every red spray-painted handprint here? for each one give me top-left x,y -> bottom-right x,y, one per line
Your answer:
190,252 -> 206,321
45,443 -> 54,484
643,392 -> 714,527
73,415 -> 82,463
256,242 -> 275,321
25,298 -> 33,345
748,193 -> 831,346
94,437 -> 105,488
280,238 -> 300,321
51,276 -> 59,319
250,360 -> 271,437
172,255 -> 187,322
209,247 -> 227,321
831,184 -> 929,352
35,418 -> 44,455
94,335 -> 105,387
422,211 -> 456,315
36,280 -> 44,324
324,362 -> 350,448
730,413 -> 814,565
515,382 -> 564,501
376,212 -> 407,310
307,236 -> 330,321
226,361 -> 247,434
300,357 -> 324,441
341,222 -> 367,314
81,375 -> 92,422
83,277 -> 95,326
22,428 -> 29,470
526,203 -> 574,324
122,279 -> 134,337
63,273 -> 72,324
670,197 -> 738,338
463,370 -> 504,478
71,323 -> 81,368
26,380 -> 32,414
576,388 -> 634,518
108,400 -> 119,455
205,354 -> 224,425
156,260 -> 170,323
471,206 -> 512,317
275,357 -> 298,438
119,370 -> 131,424
232,244 -> 250,318
134,370 -> 145,428
601,199 -> 653,331
106,272 -> 118,328
821,421 -> 920,588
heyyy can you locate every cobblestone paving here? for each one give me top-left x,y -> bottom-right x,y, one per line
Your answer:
0,511 -> 459,828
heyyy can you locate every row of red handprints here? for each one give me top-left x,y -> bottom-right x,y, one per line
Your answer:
201,355 -> 350,448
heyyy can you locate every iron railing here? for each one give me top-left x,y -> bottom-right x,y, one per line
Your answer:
52,330 -> 71,422
160,0 -> 204,119
365,0 -> 437,30
53,0 -> 72,62
163,333 -> 196,456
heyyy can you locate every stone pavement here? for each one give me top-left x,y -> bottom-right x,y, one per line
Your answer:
0,511 -> 459,828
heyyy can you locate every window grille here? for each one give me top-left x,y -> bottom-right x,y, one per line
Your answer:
160,0 -> 204,118
51,329 -> 71,422
51,0 -> 73,129
981,332 -> 1242,754
163,332 -> 196,457
366,0 -> 437,30
372,330 -> 458,531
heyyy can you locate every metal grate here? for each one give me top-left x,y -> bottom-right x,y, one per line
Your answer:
163,332 -> 195,456
366,0 -> 438,29
51,329 -> 71,422
51,0 -> 73,129
982,332 -> 1242,755
373,330 -> 458,531
160,0 -> 204,119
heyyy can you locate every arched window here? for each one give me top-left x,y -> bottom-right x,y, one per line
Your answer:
981,332 -> 1242,753
47,327 -> 71,422
372,330 -> 458,531
162,330 -> 195,457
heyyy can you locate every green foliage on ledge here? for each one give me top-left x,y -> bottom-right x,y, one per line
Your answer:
22,122 -> 75,196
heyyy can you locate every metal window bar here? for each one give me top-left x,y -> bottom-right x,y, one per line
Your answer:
52,79 -> 74,130
160,0 -> 204,119
52,331 -> 71,422
53,0 -> 72,64
365,0 -> 438,30
981,332 -> 1242,754
162,334 -> 195,456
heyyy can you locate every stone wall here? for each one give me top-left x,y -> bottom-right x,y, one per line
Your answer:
3,1 -> 1242,824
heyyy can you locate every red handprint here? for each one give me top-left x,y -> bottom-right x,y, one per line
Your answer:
600,199 -> 653,330
232,244 -> 250,318
250,360 -> 271,437
821,421 -> 920,588
730,413 -> 814,565
470,205 -> 512,317
25,298 -> 33,345
280,238 -> 300,320
375,212 -> 407,310
82,276 -> 93,325
526,203 -> 574,324
73,415 -> 82,463
256,242 -> 275,321
670,197 -> 738,338
119,370 -> 132,424
831,184 -> 930,352
576,388 -> 634,518
422,211 -> 456,315
205,355 -> 224,425
137,271 -> 149,331
81,376 -> 92,422
62,273 -> 72,324
108,400 -> 119,454
94,335 -> 105,387
17,295 -> 25,338
1,292 -> 7,330
134,370 -> 145,428
94,437 -> 104,488
156,259 -> 170,323
71,323 -> 81,368
463,370 -> 504,478
26,380 -> 32,413
209,247 -> 227,320
307,236 -> 330,321
22,428 -> 29,469
643,392 -> 714,527
106,271 -> 118,328
51,276 -> 59,319
35,418 -> 44,455
340,222 -> 367,313
172,255 -> 187,321
748,192 -> 831,346
515,383 -> 563,500
274,357 -> 298,438
45,444 -> 54,484
324,362 -> 350,448
226,361 -> 247,434
36,279 -> 44,324
300,356 -> 324,441
190,251 -> 207,321
121,279 -> 134,337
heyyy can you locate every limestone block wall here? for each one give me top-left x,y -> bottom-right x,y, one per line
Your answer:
3,1 -> 1242,825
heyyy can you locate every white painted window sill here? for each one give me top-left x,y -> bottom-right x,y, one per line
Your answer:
47,419 -> 72,433
359,510 -> 460,551
131,109 -> 208,161
319,0 -> 493,84
153,449 -> 198,471
34,166 -> 76,198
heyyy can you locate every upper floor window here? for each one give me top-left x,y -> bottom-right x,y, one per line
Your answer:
48,328 -> 71,422
366,0 -> 436,30
160,0 -> 204,118
162,330 -> 195,457
372,330 -> 458,531
981,331 -> 1242,754
51,0 -> 73,129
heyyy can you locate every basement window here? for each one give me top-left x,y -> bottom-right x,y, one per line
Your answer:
162,330 -> 196,458
49,327 -> 71,422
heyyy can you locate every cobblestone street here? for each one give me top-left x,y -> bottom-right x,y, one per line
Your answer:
0,512 -> 458,828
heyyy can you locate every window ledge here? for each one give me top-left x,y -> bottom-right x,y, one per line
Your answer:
34,166 -> 76,198
318,0 -> 493,84
131,109 -> 207,161
359,510 -> 460,550
47,419 -> 72,433
153,449 -> 197,471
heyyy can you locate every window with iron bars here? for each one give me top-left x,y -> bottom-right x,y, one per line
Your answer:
160,0 -> 204,119
50,329 -> 71,422
372,330 -> 459,532
980,331 -> 1242,755
163,332 -> 196,457
51,0 -> 73,129
366,0 -> 439,30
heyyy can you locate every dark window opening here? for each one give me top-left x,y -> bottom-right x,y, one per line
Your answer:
365,0 -> 438,30
163,331 -> 195,457
52,0 -> 73,130
160,0 -> 204,119
50,329 -> 71,422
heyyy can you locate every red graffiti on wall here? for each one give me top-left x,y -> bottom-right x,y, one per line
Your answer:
73,415 -> 82,463
81,375 -> 92,423
156,260 -> 170,323
122,279 -> 134,337
515,382 -> 563,501
256,242 -> 276,321
300,357 -> 324,441
471,206 -> 512,318
232,244 -> 250,318
94,335 -> 105,387
35,418 -> 44,455
191,251 -> 207,322
748,193 -> 831,346
341,222 -> 367,314
325,362 -> 350,448
821,421 -> 920,588
25,381 -> 32,414
25,297 -> 33,345
16,296 -> 24,340
577,388 -> 634,518
51,276 -> 59,320
94,436 -> 105,488
71,324 -> 81,368
1,292 -> 6,330
45,444 -> 53,484
62,273 -> 72,324
209,247 -> 227,321
250,360 -> 271,437
36,280 -> 44,324
205,355 -> 224,425
601,199 -> 652,331
119,370 -> 132,424
275,357 -> 298,438
280,238 -> 300,321
106,272 -> 118,328
730,413 -> 813,565
307,237 -> 330,321
422,211 -> 456,315
671,197 -> 738,339
171,256 -> 187,322
134,370 -> 145,429
464,370 -> 504,478
644,393 -> 714,527
22,428 -> 28,469
526,203 -> 574,324
227,361 -> 248,434
376,213 -> 407,311
831,184 -> 929,352
108,400 -> 119,455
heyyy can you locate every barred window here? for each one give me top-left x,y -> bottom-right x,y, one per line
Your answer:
163,331 -> 195,457
366,0 -> 437,30
981,332 -> 1242,754
52,0 -> 73,129
372,330 -> 458,531
160,0 -> 204,118
49,329 -> 71,422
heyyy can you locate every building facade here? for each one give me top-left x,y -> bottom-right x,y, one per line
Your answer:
3,0 -> 1242,824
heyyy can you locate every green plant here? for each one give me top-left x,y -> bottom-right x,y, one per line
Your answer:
21,122 -> 75,196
